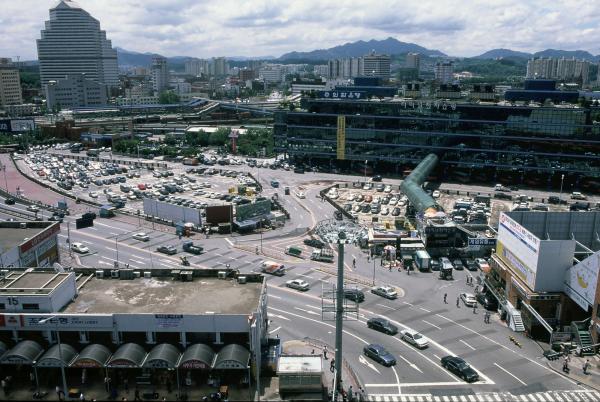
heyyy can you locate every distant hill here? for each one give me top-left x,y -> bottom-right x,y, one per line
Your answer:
533,49 -> 599,62
279,37 -> 446,61
116,48 -> 196,68
475,48 -> 532,59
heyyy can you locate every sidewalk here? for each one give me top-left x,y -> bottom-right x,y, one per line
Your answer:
546,354 -> 600,391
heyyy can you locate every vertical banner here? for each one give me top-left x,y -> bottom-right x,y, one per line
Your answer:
336,115 -> 346,160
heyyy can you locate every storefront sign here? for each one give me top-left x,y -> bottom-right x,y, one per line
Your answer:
180,360 -> 210,369
564,283 -> 589,310
155,314 -> 184,328
499,214 -> 539,253
318,91 -> 365,99
468,238 -> 496,247
19,224 -> 60,253
71,359 -> 104,368
499,241 -> 536,289
144,359 -> 173,369
399,100 -> 457,111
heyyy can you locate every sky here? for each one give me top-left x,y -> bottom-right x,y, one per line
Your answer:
1,0 -> 600,60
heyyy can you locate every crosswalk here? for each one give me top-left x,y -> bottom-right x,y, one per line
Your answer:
368,390 -> 600,402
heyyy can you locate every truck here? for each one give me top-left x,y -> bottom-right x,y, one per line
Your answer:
182,241 -> 203,255
261,261 -> 285,276
284,246 -> 302,258
99,205 -> 116,218
310,248 -> 334,263
414,250 -> 431,271
182,158 -> 199,166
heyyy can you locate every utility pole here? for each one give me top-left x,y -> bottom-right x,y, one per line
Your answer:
67,222 -> 72,257
334,231 -> 347,399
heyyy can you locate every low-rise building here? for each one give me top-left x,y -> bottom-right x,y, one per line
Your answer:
45,74 -> 108,110
3,103 -> 37,117
0,221 -> 60,268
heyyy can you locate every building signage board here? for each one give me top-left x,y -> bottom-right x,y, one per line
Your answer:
497,241 -> 536,289
0,314 -> 113,329
155,314 -> 184,329
19,224 -> 60,253
71,359 -> 104,368
468,238 -> 497,247
0,119 -> 35,133
318,91 -> 366,99
336,115 -> 345,160
497,213 -> 540,279
398,100 -> 457,111
180,360 -> 210,369
564,251 -> 600,310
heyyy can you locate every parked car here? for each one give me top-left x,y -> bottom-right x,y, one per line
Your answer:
463,258 -> 478,271
286,279 -> 310,291
399,329 -> 429,349
27,205 -> 40,212
157,245 -> 177,255
460,292 -> 477,307
303,238 -> 325,248
370,285 -> 398,300
441,356 -> 479,382
476,293 -> 498,310
71,242 -> 89,254
432,190 -> 440,198
452,259 -> 464,270
132,232 -> 150,242
4,198 -> 15,205
363,344 -> 396,367
571,192 -> 587,200
371,175 -> 383,182
366,318 -> 398,335
344,288 -> 365,303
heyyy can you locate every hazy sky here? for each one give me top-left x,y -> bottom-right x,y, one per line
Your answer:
1,0 -> 599,60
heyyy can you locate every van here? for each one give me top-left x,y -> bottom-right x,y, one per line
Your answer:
285,246 -> 302,257
440,257 -> 454,270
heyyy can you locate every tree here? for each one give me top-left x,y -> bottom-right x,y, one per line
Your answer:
209,127 -> 230,146
159,91 -> 180,104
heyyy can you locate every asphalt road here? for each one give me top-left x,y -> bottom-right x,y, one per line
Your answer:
7,151 -> 598,400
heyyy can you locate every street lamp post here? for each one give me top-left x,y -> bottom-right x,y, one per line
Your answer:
559,174 -> 565,204
39,316 -> 68,400
333,231 -> 347,398
364,160 -> 367,184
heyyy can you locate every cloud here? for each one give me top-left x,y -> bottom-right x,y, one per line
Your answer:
0,0 -> 599,60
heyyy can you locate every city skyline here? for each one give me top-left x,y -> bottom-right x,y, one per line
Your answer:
0,0 -> 600,61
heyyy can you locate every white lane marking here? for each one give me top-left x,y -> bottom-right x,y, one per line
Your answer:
358,355 -> 381,374
131,254 -> 148,260
422,320 -> 442,330
305,304 -> 321,310
377,304 -> 395,309
433,354 -> 441,360
398,355 -> 423,373
364,382 -> 467,388
269,295 -> 282,300
88,227 -> 98,231
420,307 -> 431,313
269,313 -> 290,321
391,366 -> 402,395
403,301 -> 414,306
269,326 -> 281,334
493,362 -> 527,386
105,247 -> 117,252
109,232 -> 119,236
225,238 -> 233,246
459,340 -> 476,351
129,259 -> 146,265
294,307 -> 319,316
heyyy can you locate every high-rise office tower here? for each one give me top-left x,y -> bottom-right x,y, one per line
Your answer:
37,0 -> 119,88
362,52 -> 391,79
0,59 -> 23,106
406,53 -> 421,70
151,56 -> 169,93
434,61 -> 454,84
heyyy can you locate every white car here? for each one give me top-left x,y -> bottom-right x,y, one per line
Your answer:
132,232 -> 150,242
400,329 -> 430,349
89,191 -> 99,198
286,279 -> 310,291
380,207 -> 389,216
384,185 -> 392,193
27,205 -> 40,212
370,285 -> 398,299
432,190 -> 440,198
460,292 -> 477,307
389,197 -> 398,206
296,191 -> 306,199
71,242 -> 89,254
345,193 -> 356,201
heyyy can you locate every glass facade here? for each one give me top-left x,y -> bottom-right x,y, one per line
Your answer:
274,99 -> 600,192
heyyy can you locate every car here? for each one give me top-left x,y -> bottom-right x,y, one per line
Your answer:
380,207 -> 389,216
71,242 -> 89,254
361,204 -> 371,213
344,288 -> 365,303
303,238 -> 325,248
432,190 -> 440,198
4,198 -> 15,205
400,329 -> 429,349
296,191 -> 306,199
371,175 -> 383,182
494,193 -> 512,200
548,195 -> 566,205
363,344 -> 396,367
476,292 -> 498,310
375,183 -> 385,192
384,184 -> 392,193
452,259 -> 464,270
286,279 -> 310,291
370,285 -> 398,300
463,258 -> 478,271
460,292 -> 477,307
571,192 -> 587,200
157,245 -> 177,255
367,318 -> 398,335
27,205 -> 40,213
441,356 -> 479,382
475,258 -> 490,271
132,232 -> 150,242
89,191 -> 99,198
391,207 -> 401,216
430,259 -> 441,271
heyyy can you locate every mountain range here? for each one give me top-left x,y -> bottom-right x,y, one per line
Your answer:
113,38 -> 600,68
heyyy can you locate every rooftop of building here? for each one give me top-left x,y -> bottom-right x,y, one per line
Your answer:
0,271 -> 72,295
0,222 -> 58,254
63,274 -> 263,315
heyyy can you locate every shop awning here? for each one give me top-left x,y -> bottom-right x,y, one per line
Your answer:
143,343 -> 181,369
0,340 -> 44,365
107,343 -> 147,368
213,344 -> 250,370
70,344 -> 112,368
36,344 -> 78,368
179,344 -> 216,370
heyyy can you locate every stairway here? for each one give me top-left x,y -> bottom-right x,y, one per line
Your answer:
511,312 -> 525,332
571,319 -> 596,356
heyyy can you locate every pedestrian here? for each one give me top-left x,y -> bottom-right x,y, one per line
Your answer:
388,264 -> 391,272
456,297 -> 460,308
330,358 -> 335,373
56,385 -> 64,401
30,371 -> 36,389
473,303 -> 477,314
348,386 -> 354,401
134,388 -> 141,401
323,346 -> 328,360
360,387 -> 366,402
80,392 -> 85,401
443,293 -> 447,304
353,258 -> 356,268
1,379 -> 7,397
81,368 -> 87,385
111,387 -> 118,400
104,376 -> 110,392
584,359 -> 591,374
563,359 -> 570,373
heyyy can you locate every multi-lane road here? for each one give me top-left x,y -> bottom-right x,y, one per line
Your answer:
3,151 -> 599,401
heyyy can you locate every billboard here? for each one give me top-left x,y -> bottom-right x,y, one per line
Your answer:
496,240 -> 536,289
0,119 -> 35,132
336,115 -> 345,160
564,251 -> 600,310
205,205 -> 233,225
143,198 -> 202,225
318,91 -> 366,100
497,213 -> 540,284
236,200 -> 271,222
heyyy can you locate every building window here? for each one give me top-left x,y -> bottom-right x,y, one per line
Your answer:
0,303 -> 5,310
22,303 -> 39,310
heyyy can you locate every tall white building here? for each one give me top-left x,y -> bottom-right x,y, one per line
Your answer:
362,52 -> 391,79
526,57 -> 590,85
185,59 -> 209,76
151,56 -> 169,93
406,53 -> 421,70
328,57 -> 362,79
37,0 -> 118,88
434,61 -> 454,84
313,65 -> 329,77
259,64 -> 284,83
